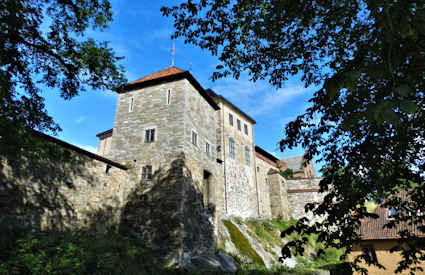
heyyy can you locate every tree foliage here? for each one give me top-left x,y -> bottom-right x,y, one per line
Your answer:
1,0 -> 126,157
162,1 -> 425,273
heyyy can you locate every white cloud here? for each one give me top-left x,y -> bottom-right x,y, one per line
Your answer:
212,77 -> 313,117
75,143 -> 98,154
75,115 -> 88,124
251,85 -> 309,116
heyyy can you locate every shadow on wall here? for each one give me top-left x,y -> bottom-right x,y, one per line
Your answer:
0,141 -> 216,265
120,156 -> 216,263
0,140 -> 90,240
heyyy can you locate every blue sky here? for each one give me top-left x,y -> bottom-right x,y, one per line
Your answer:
41,1 -> 322,174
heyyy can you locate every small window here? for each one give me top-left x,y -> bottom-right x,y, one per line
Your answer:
167,89 -> 171,105
192,131 -> 198,146
142,165 -> 152,180
206,142 -> 210,155
388,208 -> 397,219
229,137 -> 235,159
129,97 -> 134,112
145,128 -> 155,143
237,119 -> 241,130
229,113 -> 233,126
244,124 -> 248,135
245,146 -> 250,166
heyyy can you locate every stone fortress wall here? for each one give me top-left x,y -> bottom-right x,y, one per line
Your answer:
1,67 -> 325,261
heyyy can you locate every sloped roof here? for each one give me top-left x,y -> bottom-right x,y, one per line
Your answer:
33,131 -> 128,170
118,67 -> 219,110
359,192 -> 425,240
359,206 -> 425,240
127,67 -> 185,85
206,88 -> 256,124
281,155 -> 304,172
96,129 -> 113,138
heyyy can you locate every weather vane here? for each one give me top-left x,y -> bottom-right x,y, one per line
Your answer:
171,42 -> 175,67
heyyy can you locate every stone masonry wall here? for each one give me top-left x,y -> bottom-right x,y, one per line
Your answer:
182,79 -> 221,208
0,144 -> 135,236
218,101 -> 258,218
109,79 -> 186,163
255,155 -> 274,219
286,179 -> 325,220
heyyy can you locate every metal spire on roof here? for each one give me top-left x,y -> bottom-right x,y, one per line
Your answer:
171,42 -> 175,67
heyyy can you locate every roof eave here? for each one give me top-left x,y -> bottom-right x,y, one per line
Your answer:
216,95 -> 256,124
117,71 -> 220,111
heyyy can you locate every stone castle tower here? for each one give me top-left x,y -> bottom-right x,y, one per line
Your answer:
0,66 -> 322,263
96,67 -> 316,221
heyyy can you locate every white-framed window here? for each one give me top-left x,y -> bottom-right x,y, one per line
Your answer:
237,119 -> 241,131
166,89 -> 171,105
229,113 -> 233,126
229,137 -> 235,159
192,130 -> 198,146
142,165 -> 152,180
206,142 -> 210,156
129,97 -> 134,112
245,146 -> 250,166
145,128 -> 155,143
244,124 -> 248,135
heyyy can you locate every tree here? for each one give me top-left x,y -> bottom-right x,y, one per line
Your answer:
1,0 -> 126,158
162,1 -> 425,273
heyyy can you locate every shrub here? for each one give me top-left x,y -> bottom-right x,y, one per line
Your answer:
0,231 -> 164,275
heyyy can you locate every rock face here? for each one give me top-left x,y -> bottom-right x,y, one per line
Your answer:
120,155 -> 216,263
183,252 -> 238,273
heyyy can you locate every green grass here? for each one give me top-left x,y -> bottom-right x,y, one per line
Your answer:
222,220 -> 265,267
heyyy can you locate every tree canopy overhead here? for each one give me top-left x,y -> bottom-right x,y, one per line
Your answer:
162,1 -> 425,273
1,0 -> 126,156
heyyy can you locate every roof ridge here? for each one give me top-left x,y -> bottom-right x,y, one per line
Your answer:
127,66 -> 187,85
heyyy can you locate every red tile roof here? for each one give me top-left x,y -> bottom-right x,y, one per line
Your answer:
359,194 -> 425,240
118,67 -> 220,110
127,67 -> 186,85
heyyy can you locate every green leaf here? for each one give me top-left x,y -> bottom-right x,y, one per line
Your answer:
395,84 -> 410,97
400,101 -> 418,114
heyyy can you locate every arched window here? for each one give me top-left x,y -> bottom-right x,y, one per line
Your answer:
229,137 -> 235,159
245,146 -> 250,166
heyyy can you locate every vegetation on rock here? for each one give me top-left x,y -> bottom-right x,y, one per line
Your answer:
222,220 -> 265,267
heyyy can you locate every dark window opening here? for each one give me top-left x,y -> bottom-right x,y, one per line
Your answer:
203,170 -> 213,211
237,119 -> 241,130
145,129 -> 155,143
142,165 -> 152,180
229,113 -> 233,126
192,131 -> 198,146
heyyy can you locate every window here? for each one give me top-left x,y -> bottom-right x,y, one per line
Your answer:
167,89 -> 171,105
142,165 -> 152,180
237,119 -> 241,130
145,128 -> 155,143
129,97 -> 134,112
244,124 -> 248,135
245,146 -> 250,166
229,137 -> 235,159
229,113 -> 233,126
192,131 -> 198,146
388,208 -> 397,219
206,142 -> 210,155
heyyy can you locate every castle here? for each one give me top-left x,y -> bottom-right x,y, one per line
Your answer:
95,66 -> 317,220
0,66 -> 323,262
